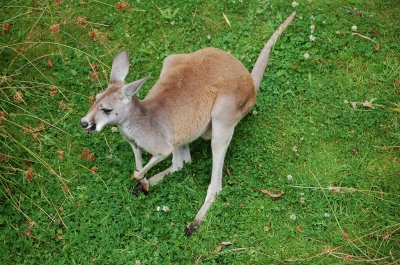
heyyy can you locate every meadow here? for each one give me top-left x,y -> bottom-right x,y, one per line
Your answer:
0,0 -> 399,264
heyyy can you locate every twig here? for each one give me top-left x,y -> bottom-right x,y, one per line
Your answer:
127,232 -> 155,246
352,33 -> 377,44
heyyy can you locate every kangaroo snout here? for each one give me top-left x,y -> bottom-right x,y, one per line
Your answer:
80,121 -> 89,128
80,119 -> 96,132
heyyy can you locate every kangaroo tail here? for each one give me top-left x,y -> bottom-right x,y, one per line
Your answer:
251,11 -> 296,91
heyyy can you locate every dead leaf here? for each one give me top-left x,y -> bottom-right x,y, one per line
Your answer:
350,101 -> 358,109
55,233 -> 64,240
342,232 -> 349,240
342,255 -> 354,262
222,13 -> 231,27
374,44 -> 381,51
296,225 -> 304,233
48,60 -> 53,67
362,100 -> 373,108
261,190 -> 285,198
226,167 -> 231,177
382,232 -> 390,240
211,241 -> 233,253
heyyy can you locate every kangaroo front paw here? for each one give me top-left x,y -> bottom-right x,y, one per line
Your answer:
184,222 -> 199,237
132,183 -> 149,196
132,170 -> 142,181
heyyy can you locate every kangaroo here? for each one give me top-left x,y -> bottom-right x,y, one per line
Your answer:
81,12 -> 296,236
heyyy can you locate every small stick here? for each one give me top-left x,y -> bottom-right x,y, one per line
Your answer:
352,33 -> 377,43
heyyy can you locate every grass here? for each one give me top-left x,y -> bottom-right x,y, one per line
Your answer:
1,0 -> 399,264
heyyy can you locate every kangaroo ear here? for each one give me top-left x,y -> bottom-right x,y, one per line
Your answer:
122,75 -> 151,101
110,50 -> 130,83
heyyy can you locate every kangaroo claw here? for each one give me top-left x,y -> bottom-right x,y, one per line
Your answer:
184,222 -> 198,237
132,183 -> 149,196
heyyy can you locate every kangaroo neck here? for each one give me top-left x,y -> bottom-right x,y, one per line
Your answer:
119,97 -> 172,154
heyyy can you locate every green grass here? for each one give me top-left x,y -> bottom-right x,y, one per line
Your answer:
1,0 -> 399,264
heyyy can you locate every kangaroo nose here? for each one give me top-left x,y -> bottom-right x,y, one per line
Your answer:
81,121 -> 89,128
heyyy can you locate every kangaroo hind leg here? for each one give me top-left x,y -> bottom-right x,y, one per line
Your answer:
185,120 -> 235,236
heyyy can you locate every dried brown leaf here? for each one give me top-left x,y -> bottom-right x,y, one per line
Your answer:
296,225 -> 304,233
362,100 -> 373,108
116,2 -> 130,10
261,189 -> 285,198
14,91 -> 24,103
211,242 -> 233,253
2,23 -> 12,33
91,166 -> 98,174
74,16 -> 87,28
382,232 -> 390,240
50,85 -> 58,96
50,24 -> 60,34
25,168 -> 34,181
342,255 -> 354,262
0,111 -> 6,123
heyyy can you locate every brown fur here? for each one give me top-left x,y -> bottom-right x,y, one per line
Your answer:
143,48 -> 256,147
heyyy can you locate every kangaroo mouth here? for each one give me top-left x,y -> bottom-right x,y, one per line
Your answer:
85,124 -> 97,132
81,121 -> 97,132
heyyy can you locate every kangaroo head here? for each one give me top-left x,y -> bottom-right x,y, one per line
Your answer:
80,50 -> 150,132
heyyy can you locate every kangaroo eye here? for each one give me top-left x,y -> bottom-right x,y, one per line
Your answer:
101,108 -> 113,115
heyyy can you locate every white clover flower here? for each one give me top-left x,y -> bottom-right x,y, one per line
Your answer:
135,260 -> 141,265
300,192 -> 304,196
344,99 -> 349,104
309,35 -> 316,41
287,174 -> 293,180
252,110 -> 257,115
292,146 -> 298,152
300,137 -> 304,141
310,25 -> 315,33
308,0 -> 312,2
311,15 -> 316,21
156,206 -> 161,211
290,214 -> 297,220
324,213 -> 330,218
300,197 -> 305,204
351,25 -> 357,31
162,206 -> 170,212
111,127 -> 118,132
206,35 -> 211,39
304,53 -> 310,59
336,30 -> 340,34
292,1 -> 299,7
